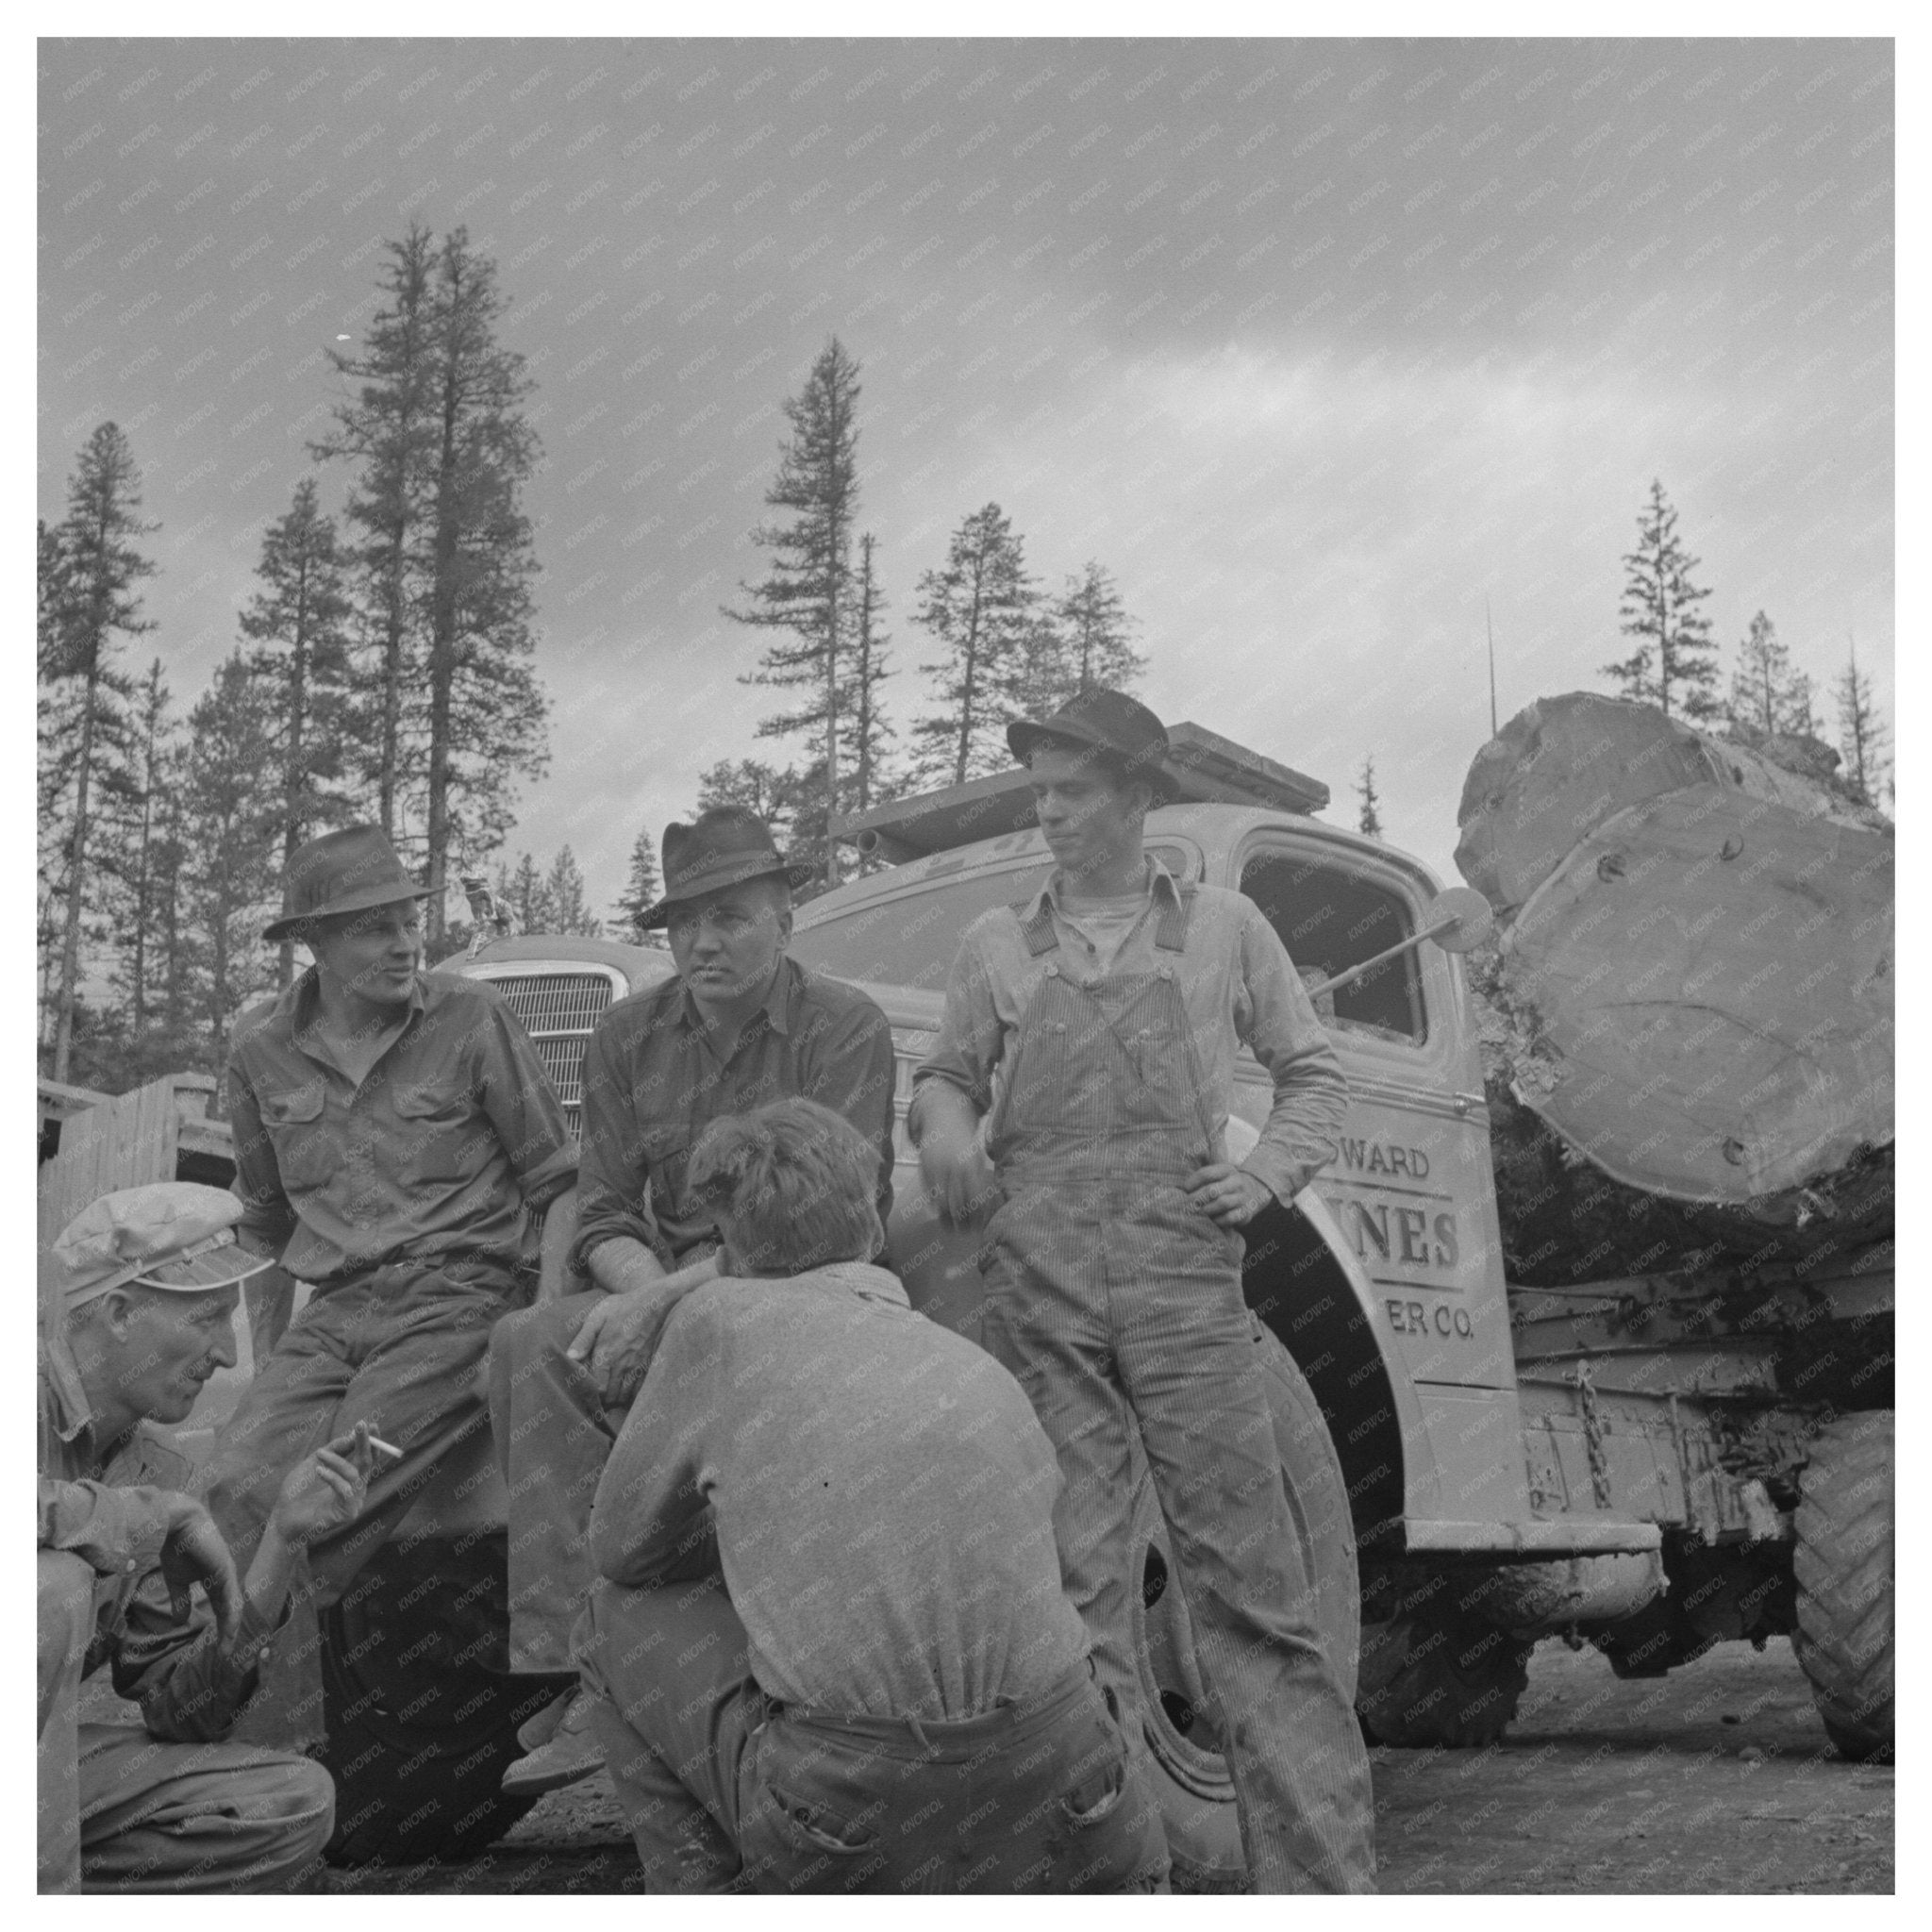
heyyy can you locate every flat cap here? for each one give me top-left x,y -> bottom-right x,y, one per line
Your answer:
53,1183 -> 273,1309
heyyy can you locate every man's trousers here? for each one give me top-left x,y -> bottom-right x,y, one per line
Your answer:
38,1551 -> 335,1893
487,1291 -> 616,1672
201,1257 -> 521,1602
575,1572 -> 1170,1893
981,1168 -> 1378,1893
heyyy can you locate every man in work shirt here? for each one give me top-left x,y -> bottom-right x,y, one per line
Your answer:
201,824 -> 577,1606
910,688 -> 1376,1893
578,1098 -> 1168,1893
39,1183 -> 371,1891
489,807 -> 897,1795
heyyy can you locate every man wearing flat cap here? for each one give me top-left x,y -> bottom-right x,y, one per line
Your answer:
488,806 -> 897,1794
198,826 -> 576,1619
39,1182 -> 376,1891
910,689 -> 1376,1892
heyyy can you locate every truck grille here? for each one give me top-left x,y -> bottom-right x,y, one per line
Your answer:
491,972 -> 616,1128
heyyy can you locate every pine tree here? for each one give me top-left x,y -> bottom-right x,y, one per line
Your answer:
1834,638 -> 1891,808
697,758 -> 799,848
1356,755 -> 1385,839
42,425 -> 155,1081
725,338 -> 864,888
497,852 -> 557,934
1604,480 -> 1720,721
848,531 -> 896,817
910,505 -> 1040,786
314,225 -> 438,838
178,653 -> 281,1056
102,659 -> 175,1037
1726,610 -> 1815,741
610,826 -> 667,944
544,846 -> 602,937
417,227 -> 549,946
242,478 -> 355,987
1053,561 -> 1147,701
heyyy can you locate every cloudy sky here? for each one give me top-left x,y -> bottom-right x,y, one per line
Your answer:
38,35 -> 1893,905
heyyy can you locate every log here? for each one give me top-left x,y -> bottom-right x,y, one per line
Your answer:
1456,692 -> 1889,915
1457,695 -> 1893,1255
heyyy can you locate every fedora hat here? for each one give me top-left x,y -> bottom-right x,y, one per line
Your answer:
262,824 -> 432,944
641,808 -> 815,928
52,1183 -> 275,1311
1007,687 -> 1182,802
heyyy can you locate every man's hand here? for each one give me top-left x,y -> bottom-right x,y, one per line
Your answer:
918,1123 -> 1000,1226
1184,1161 -> 1274,1228
568,1267 -> 708,1407
155,1497 -> 245,1648
268,1424 -> 376,1549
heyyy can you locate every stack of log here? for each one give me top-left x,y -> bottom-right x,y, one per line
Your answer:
1456,693 -> 1893,1284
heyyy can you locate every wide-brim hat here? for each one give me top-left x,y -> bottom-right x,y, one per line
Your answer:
641,808 -> 817,928
53,1182 -> 275,1310
1007,687 -> 1183,803
263,824 -> 433,943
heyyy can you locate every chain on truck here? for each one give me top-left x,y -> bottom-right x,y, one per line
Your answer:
47,714 -> 1890,1885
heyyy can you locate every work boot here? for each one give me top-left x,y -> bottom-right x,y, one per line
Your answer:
500,1687 -> 607,1798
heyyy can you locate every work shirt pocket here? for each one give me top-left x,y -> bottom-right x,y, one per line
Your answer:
638,1123 -> 692,1224
391,1081 -> 482,1184
258,1083 -> 331,1189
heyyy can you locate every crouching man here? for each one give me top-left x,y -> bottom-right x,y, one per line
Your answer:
39,1184 -> 374,1892
575,1099 -> 1169,1894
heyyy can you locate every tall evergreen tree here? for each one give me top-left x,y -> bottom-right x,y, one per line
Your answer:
725,338 -> 864,887
1727,609 -> 1814,741
42,424 -> 155,1081
1603,479 -> 1719,721
1051,561 -> 1147,703
179,653 -> 281,1056
544,845 -> 602,937
1356,754 -> 1385,839
1834,638 -> 1890,808
417,227 -> 548,946
314,225 -> 439,838
103,659 -> 175,1036
241,478 -> 355,987
848,531 -> 896,818
697,758 -> 799,844
496,851 -> 557,933
610,826 -> 667,944
910,504 -> 1039,786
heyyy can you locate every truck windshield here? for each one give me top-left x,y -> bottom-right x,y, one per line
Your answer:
1239,851 -> 1425,1044
791,842 -> 1195,989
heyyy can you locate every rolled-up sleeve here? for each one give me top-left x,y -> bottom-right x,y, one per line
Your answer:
1235,907 -> 1351,1203
225,1057 -> 299,1258
909,922 -> 1007,1133
475,996 -> 578,1212
572,1012 -> 668,1273
39,1475 -> 167,1575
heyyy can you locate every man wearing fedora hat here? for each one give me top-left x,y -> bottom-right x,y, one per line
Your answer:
909,688 -> 1375,1892
39,1182 -> 377,1891
197,825 -> 577,1618
487,805 -> 897,1795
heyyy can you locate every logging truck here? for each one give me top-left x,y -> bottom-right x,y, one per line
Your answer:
43,705 -> 1889,1881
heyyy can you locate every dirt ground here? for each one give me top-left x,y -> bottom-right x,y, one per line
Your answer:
314,1638 -> 1892,1895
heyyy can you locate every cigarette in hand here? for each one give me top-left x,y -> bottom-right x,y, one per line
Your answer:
366,1435 -> 405,1462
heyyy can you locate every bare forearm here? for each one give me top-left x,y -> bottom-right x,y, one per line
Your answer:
911,1078 -> 983,1151
587,1235 -> 670,1295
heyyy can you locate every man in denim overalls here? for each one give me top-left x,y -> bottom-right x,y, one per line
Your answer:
911,689 -> 1375,1892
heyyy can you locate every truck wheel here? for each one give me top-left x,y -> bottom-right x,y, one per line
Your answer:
1793,1409 -> 1894,1762
319,1537 -> 574,1864
1356,1583 -> 1531,1748
1127,1324 -> 1360,1890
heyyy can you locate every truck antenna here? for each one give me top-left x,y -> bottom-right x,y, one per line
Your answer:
1486,596 -> 1499,738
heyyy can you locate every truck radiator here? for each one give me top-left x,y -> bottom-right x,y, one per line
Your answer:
488,972 -> 615,1132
